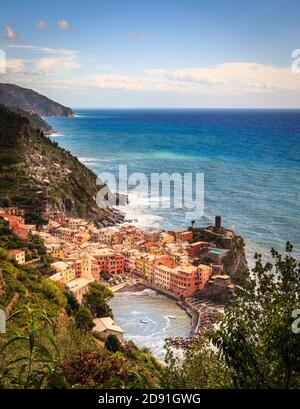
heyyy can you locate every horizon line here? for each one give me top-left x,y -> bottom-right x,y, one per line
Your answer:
70,107 -> 300,110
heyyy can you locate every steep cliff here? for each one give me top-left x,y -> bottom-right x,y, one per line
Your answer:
190,225 -> 248,282
0,105 -> 124,226
9,106 -> 54,135
0,83 -> 74,116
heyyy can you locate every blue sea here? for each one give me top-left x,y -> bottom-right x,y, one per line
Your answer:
47,109 -> 300,266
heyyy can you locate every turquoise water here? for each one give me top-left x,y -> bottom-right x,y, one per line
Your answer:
47,109 -> 300,265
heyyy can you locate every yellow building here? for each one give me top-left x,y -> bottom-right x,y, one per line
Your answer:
153,263 -> 173,290
158,232 -> 175,246
51,247 -> 65,259
135,253 -> 147,276
50,261 -> 76,283
75,232 -> 90,245
144,254 -> 157,281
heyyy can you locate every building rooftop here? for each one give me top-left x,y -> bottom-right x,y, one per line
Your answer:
211,274 -> 231,280
176,265 -> 197,274
51,261 -> 72,271
143,241 -> 158,248
49,272 -> 64,282
8,249 -> 24,255
93,317 -> 124,334
93,248 -> 116,256
66,277 -> 93,291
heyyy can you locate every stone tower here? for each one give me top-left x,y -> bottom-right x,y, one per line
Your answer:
215,215 -> 222,230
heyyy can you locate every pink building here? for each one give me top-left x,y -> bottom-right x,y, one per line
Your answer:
93,249 -> 125,275
0,213 -> 30,240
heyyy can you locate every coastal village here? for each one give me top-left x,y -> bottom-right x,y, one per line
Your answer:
0,205 -> 237,344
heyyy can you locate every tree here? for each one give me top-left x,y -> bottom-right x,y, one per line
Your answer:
75,306 -> 95,332
212,242 -> 300,388
161,337 -> 233,389
163,242 -> 300,389
65,290 -> 80,316
105,334 -> 121,353
61,349 -> 156,389
82,282 -> 113,318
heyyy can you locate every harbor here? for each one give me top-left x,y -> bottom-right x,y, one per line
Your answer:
108,288 -> 192,361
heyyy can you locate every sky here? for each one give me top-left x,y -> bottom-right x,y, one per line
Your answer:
1,0 -> 300,108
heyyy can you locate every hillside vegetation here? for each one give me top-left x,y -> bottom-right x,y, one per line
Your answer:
0,105 -> 123,226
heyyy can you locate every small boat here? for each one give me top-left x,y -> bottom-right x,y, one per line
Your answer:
166,316 -> 176,319
140,320 -> 148,324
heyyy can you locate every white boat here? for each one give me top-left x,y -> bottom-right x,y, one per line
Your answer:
140,320 -> 148,324
166,315 -> 176,319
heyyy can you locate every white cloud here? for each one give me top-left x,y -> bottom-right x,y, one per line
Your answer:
37,20 -> 46,29
6,44 -> 82,75
3,44 -> 81,75
6,44 -> 78,57
58,18 -> 71,31
5,58 -> 25,72
12,62 -> 300,96
144,62 -> 300,94
4,60 -> 300,108
3,25 -> 17,41
36,57 -> 81,73
56,62 -> 300,95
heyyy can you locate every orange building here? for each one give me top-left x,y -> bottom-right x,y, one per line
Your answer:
179,231 -> 193,241
0,213 -> 30,240
170,264 -> 212,298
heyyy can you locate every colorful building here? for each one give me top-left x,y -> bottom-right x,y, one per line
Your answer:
169,264 -> 212,298
8,249 -> 26,264
93,248 -> 125,275
50,261 -> 76,284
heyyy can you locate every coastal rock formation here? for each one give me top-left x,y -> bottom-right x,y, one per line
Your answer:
0,105 -> 124,226
0,83 -> 74,117
165,309 -> 221,350
8,106 -> 54,135
190,225 -> 248,282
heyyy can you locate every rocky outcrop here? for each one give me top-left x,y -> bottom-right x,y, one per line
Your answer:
190,226 -> 248,282
0,83 -> 74,116
8,106 -> 54,135
0,105 -> 124,226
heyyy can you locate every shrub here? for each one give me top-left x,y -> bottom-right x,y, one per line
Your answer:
104,334 -> 121,353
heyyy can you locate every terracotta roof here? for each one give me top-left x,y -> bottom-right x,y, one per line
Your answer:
8,249 -> 24,255
143,241 -> 158,247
